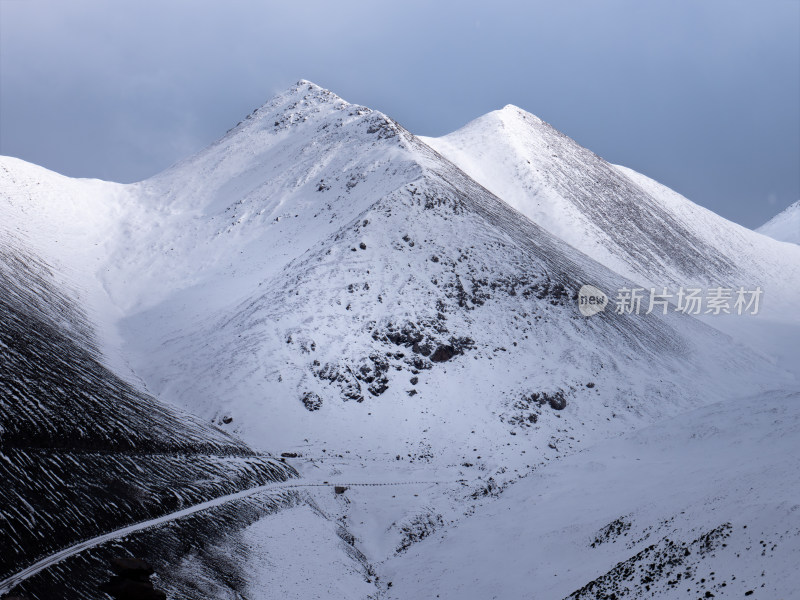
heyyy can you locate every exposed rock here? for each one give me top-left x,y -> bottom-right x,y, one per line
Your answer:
430,345 -> 455,362
301,391 -> 323,411
548,391 -> 567,411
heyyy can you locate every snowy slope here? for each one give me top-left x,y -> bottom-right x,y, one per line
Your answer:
421,107 -> 800,324
0,157 -> 137,381
385,389 -> 800,600
757,200 -> 800,245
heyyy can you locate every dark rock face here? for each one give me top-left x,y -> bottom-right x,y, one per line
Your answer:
412,341 -> 432,356
313,362 -> 365,403
407,355 -> 433,371
504,389 -> 571,429
308,312 -> 477,405
591,517 -> 633,548
568,523 -> 733,599
358,354 -> 390,396
430,345 -> 456,363
396,513 -> 445,554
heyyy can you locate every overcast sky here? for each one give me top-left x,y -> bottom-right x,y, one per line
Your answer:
1,0 -> 798,228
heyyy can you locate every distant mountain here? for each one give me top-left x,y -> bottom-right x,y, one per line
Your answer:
757,200 -> 800,245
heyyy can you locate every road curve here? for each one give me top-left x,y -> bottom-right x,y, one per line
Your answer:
0,478 -> 457,594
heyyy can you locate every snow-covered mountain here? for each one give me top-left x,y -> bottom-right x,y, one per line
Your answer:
1,80 -> 797,599
757,200 -> 800,245
421,107 -> 800,324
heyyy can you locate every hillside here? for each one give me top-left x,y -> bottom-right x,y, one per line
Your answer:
385,389 -> 800,599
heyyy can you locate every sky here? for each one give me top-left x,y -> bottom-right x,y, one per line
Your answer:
0,0 -> 798,228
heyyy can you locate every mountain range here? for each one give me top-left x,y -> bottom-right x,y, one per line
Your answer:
1,80 -> 797,599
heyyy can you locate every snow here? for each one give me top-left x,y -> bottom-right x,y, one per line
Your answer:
240,505 -> 376,599
385,390 -> 800,599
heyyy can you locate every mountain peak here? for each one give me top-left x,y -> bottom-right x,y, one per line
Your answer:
497,104 -> 544,125
439,104 -> 547,141
288,78 -> 341,100
255,79 -> 350,116
423,102 -> 800,298
146,79 -> 393,191
499,103 -> 533,116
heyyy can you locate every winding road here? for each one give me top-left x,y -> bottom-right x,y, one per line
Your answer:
0,477 -> 460,595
